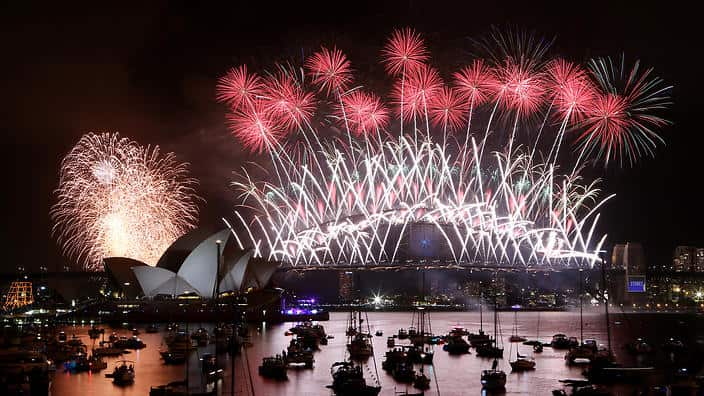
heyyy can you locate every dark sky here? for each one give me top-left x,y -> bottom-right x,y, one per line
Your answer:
2,1 -> 701,273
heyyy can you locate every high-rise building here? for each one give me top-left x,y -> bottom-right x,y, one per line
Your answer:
610,242 -> 647,305
611,242 -> 646,273
673,246 -> 697,272
611,244 -> 626,270
338,271 -> 355,302
695,248 -> 704,272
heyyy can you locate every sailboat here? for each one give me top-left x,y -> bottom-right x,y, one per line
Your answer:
476,288 -> 504,358
533,312 -> 544,353
481,358 -> 506,390
508,310 -> 527,342
509,340 -> 536,371
566,268 -> 600,365
468,293 -> 490,347
347,310 -> 374,360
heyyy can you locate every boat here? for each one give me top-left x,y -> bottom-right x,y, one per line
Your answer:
191,327 -> 210,347
63,348 -> 90,372
166,331 -> 194,350
375,330 -> 383,337
200,353 -> 223,383
413,369 -> 431,390
409,306 -> 437,346
346,310 -> 374,360
507,312 -> 535,371
625,337 -> 653,355
259,355 -> 287,379
114,335 -> 146,350
391,360 -> 415,382
469,294 -> 491,347
382,348 -> 407,372
328,361 -> 381,396
481,359 -> 506,390
347,333 -> 373,359
283,338 -> 315,368
553,379 -> 611,396
475,292 -> 504,358
508,310 -> 527,342
443,334 -> 470,354
88,326 -> 104,339
107,360 -> 135,385
509,352 -> 536,371
405,344 -> 434,364
67,334 -> 84,347
525,311 -> 544,352
89,354 -> 108,372
93,341 -> 129,357
551,333 -> 578,349
387,336 -> 395,348
397,328 -> 408,339
160,350 -> 187,365
566,340 -> 598,364
0,349 -> 54,394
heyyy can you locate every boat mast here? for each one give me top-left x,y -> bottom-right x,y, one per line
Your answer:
599,256 -> 612,354
579,268 -> 584,344
493,276 -> 498,346
479,292 -> 483,333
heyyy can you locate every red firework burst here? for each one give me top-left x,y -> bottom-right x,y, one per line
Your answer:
305,46 -> 354,96
452,60 -> 498,107
493,62 -> 546,115
262,72 -> 316,132
216,65 -> 264,110
428,86 -> 466,132
381,27 -> 429,76
391,64 -> 443,121
338,91 -> 390,136
546,59 -> 596,122
227,102 -> 285,154
577,93 -> 630,161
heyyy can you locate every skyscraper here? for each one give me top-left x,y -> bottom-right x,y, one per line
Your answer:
338,271 -> 355,302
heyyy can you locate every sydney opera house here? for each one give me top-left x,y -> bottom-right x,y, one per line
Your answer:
103,228 -> 278,299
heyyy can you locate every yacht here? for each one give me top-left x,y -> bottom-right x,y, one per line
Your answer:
328,361 -> 381,396
107,360 -> 135,385
258,355 -> 288,379
481,359 -> 506,390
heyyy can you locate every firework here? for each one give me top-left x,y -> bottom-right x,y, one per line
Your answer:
218,29 -> 672,269
51,133 -> 200,270
381,27 -> 429,76
305,46 -> 354,96
578,56 -> 672,166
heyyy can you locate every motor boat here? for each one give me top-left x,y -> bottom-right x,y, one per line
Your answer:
258,355 -> 287,379
328,361 -> 381,396
107,360 -> 135,385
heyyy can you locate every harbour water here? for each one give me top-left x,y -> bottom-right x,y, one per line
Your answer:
50,310 -> 702,395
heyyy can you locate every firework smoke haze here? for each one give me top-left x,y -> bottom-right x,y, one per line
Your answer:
51,133 -> 200,270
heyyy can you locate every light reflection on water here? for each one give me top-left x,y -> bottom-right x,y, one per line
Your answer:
52,311 -> 696,395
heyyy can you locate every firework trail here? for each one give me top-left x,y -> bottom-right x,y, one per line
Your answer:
51,133 -> 200,270
217,28 -> 671,269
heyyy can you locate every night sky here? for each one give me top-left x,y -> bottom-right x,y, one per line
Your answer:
2,2 -> 701,273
